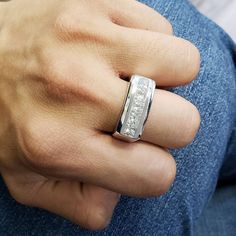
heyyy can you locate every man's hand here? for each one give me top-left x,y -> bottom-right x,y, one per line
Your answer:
0,0 -> 200,230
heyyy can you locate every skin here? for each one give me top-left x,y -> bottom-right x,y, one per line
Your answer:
0,0 -> 201,230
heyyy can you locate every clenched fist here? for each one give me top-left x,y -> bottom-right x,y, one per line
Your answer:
0,0 -> 200,230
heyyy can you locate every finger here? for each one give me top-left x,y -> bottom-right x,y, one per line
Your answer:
82,135 -> 176,197
34,51 -> 199,148
4,170 -> 119,230
110,26 -> 200,86
33,182 -> 119,230
142,89 -> 201,148
108,0 -> 173,34
19,119 -> 176,197
96,78 -> 200,148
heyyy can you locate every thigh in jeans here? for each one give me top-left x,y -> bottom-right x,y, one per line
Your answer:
0,0 -> 235,235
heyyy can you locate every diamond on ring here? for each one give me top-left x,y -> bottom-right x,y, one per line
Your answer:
113,75 -> 156,142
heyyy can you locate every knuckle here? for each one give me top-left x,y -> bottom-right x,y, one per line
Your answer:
74,205 -> 110,230
180,104 -> 201,146
145,11 -> 173,35
183,41 -> 201,83
54,12 -> 80,39
54,8 -> 106,43
85,207 -> 110,230
10,190 -> 32,206
18,118 -> 59,170
5,178 -> 33,206
163,20 -> 173,35
172,38 -> 201,84
41,52 -> 109,107
146,152 -> 176,196
157,155 -> 176,195
132,151 -> 176,197
136,36 -> 160,59
54,12 -> 69,34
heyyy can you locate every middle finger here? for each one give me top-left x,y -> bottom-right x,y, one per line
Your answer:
109,24 -> 200,86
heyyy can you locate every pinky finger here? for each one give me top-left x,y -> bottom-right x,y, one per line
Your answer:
3,172 -> 119,231
33,181 -> 119,230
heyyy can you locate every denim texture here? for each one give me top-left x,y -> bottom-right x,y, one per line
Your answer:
194,185 -> 236,236
0,0 -> 236,235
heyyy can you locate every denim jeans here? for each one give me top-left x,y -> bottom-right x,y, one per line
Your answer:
0,0 -> 236,235
194,184 -> 236,236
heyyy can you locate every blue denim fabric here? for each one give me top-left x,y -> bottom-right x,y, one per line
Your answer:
0,0 -> 236,235
194,185 -> 236,236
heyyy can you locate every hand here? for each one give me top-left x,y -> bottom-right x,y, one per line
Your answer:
0,0 -> 200,230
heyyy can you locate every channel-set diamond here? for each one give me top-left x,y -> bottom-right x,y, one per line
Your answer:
113,74 -> 156,142
123,80 -> 149,137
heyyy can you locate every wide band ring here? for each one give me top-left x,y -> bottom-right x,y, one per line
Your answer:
113,75 -> 156,142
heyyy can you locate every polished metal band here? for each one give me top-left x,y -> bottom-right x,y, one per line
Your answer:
113,75 -> 156,142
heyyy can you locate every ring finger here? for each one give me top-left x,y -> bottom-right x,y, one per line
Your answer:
98,77 -> 200,148
108,24 -> 200,86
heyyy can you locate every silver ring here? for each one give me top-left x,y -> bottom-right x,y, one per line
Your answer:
113,75 -> 156,142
